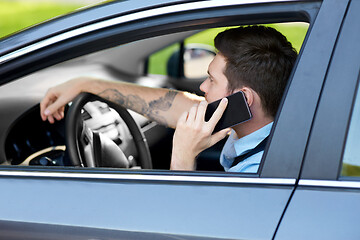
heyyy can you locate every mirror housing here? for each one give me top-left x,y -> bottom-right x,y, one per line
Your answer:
167,43 -> 216,79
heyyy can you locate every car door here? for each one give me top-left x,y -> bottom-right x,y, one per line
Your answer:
275,0 -> 360,239
0,0 -> 343,239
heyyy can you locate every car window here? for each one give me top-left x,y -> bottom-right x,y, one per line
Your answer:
145,23 -> 309,173
2,22 -> 309,175
147,28 -> 222,78
147,23 -> 308,78
341,80 -> 360,177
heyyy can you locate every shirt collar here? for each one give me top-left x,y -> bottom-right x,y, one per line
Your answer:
234,122 -> 273,156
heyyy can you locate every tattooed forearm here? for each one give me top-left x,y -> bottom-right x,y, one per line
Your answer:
148,91 -> 178,111
98,88 -> 178,126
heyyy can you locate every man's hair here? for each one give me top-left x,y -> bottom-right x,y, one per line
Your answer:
214,25 -> 298,118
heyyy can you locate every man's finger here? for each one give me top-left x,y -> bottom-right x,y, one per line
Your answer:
40,94 -> 54,121
54,110 -> 63,121
208,98 -> 228,126
59,106 -> 65,119
186,104 -> 198,123
47,115 -> 55,124
43,95 -> 71,119
195,101 -> 208,123
210,128 -> 231,146
177,111 -> 188,126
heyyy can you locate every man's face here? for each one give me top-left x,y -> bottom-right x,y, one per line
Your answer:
199,54 -> 231,103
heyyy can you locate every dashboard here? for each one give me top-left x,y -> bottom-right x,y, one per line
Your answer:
3,101 -> 174,169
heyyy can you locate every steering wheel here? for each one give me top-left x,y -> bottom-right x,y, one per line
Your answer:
65,92 -> 152,169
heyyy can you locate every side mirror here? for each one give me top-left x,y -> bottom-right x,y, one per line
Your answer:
167,43 -> 216,79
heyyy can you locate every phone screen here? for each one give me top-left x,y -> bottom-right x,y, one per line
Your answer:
205,91 -> 252,132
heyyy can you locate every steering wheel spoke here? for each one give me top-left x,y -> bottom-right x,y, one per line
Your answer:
65,92 -> 152,169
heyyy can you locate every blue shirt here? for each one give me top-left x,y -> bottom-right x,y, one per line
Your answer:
220,122 -> 273,173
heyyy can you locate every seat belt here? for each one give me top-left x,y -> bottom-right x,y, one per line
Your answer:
230,136 -> 269,168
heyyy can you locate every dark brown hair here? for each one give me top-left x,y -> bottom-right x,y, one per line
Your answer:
214,25 -> 298,117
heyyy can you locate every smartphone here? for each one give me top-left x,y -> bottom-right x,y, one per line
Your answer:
205,91 -> 252,133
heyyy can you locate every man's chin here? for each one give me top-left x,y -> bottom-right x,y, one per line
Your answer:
207,98 -> 221,104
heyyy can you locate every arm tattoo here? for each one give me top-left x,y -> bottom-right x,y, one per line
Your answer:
98,89 -> 178,126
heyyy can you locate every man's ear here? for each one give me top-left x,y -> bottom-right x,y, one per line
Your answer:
238,87 -> 254,106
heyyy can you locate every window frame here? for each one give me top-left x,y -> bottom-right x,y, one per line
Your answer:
0,0 -> 322,180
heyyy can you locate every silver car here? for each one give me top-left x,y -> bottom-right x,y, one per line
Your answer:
0,0 -> 359,239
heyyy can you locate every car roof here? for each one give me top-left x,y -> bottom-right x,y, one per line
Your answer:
0,0 -> 302,57
0,0 -> 199,56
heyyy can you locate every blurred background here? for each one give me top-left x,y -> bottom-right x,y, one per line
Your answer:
0,0 -> 111,38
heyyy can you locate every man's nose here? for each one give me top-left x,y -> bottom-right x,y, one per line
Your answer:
199,79 -> 208,93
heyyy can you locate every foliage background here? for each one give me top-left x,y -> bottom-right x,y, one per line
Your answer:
149,23 -> 308,75
0,0 -> 106,38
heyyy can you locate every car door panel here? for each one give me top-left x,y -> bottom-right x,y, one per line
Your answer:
275,183 -> 360,240
0,173 -> 294,240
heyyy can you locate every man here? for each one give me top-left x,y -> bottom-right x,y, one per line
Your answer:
40,25 -> 297,172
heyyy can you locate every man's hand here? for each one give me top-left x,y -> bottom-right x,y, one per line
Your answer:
170,98 -> 230,170
40,78 -> 92,123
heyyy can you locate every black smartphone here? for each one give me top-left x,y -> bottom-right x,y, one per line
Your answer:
205,91 -> 252,133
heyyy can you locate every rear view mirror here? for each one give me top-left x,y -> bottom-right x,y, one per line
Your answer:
167,43 -> 216,79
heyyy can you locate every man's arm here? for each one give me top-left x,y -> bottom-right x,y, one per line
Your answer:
40,77 -> 203,128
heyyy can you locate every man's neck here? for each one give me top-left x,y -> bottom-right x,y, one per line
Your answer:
232,116 -> 273,139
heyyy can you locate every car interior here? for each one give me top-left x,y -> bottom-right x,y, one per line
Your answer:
0,22 -> 308,172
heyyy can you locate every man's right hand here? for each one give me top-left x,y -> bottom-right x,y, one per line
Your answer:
40,78 -> 91,123
170,99 -> 230,170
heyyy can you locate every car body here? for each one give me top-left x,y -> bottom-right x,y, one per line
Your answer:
0,0 -> 359,239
